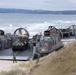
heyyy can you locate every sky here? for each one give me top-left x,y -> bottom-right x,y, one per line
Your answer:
0,0 -> 76,10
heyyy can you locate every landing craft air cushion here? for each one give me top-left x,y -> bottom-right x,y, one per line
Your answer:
0,26 -> 63,58
33,26 -> 63,55
0,25 -> 76,60
59,25 -> 76,38
0,26 -> 63,52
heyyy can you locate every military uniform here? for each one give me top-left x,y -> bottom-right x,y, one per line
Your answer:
13,55 -> 17,63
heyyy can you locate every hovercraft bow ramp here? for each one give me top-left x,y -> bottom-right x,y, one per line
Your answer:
0,49 -> 33,61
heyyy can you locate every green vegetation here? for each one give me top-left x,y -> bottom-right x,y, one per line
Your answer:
31,41 -> 76,75
18,59 -> 36,68
0,69 -> 24,75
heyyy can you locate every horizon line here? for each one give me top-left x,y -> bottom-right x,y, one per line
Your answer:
0,8 -> 76,11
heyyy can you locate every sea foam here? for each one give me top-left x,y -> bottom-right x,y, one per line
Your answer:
0,20 -> 76,38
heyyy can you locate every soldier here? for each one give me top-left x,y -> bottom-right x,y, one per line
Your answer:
36,53 -> 40,64
13,55 -> 17,63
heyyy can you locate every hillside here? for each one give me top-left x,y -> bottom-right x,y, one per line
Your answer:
0,8 -> 76,14
31,41 -> 76,75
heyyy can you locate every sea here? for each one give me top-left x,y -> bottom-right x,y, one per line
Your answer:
0,13 -> 76,38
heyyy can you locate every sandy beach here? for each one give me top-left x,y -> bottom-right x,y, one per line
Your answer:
0,60 -> 18,72
0,60 -> 28,72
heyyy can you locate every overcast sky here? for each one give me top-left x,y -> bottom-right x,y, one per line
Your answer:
0,0 -> 76,10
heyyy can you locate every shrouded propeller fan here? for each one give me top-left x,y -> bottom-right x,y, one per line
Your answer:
14,28 -> 29,38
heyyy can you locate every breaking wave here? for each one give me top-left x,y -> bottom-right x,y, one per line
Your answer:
0,20 -> 76,38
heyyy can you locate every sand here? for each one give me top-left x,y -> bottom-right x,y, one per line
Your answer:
0,60 -> 25,72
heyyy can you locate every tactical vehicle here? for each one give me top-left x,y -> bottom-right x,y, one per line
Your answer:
12,28 -> 29,51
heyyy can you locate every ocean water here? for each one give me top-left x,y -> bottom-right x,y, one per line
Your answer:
0,13 -> 76,37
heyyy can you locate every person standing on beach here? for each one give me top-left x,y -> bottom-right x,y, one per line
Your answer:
13,55 -> 17,63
